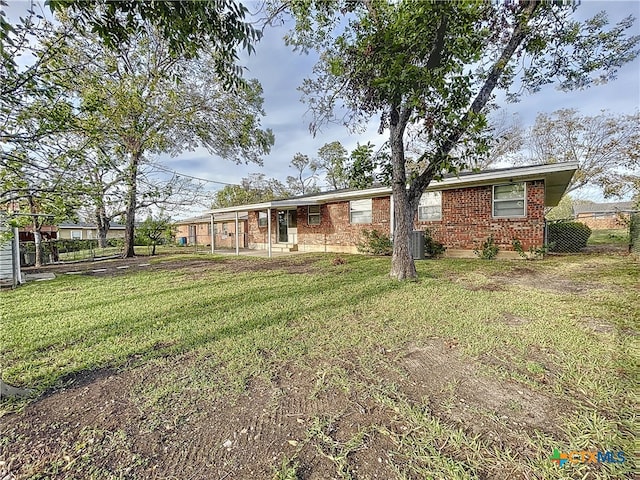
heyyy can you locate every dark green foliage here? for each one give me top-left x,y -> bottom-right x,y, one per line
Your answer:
548,221 -> 592,252
474,235 -> 499,260
424,229 -> 445,258
48,0 -> 260,89
512,238 -> 527,259
213,174 -> 289,208
136,215 -> 174,255
357,229 -> 393,256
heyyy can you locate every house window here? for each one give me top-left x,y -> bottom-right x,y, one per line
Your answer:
418,191 -> 442,221
71,230 -> 82,240
308,205 -> 321,225
258,211 -> 268,227
493,182 -> 526,217
350,199 -> 372,224
222,223 -> 228,234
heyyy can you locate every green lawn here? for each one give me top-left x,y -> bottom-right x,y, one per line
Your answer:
587,228 -> 629,246
1,253 -> 637,479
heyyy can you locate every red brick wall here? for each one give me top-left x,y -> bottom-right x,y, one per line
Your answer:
575,213 -> 630,230
176,220 -> 246,248
415,180 -> 545,251
248,209 -> 277,246
296,197 -> 391,251
244,181 -> 545,253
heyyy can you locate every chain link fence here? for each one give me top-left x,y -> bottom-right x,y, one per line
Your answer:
19,239 -> 124,266
19,231 -> 252,266
546,216 -> 635,254
546,220 -> 593,253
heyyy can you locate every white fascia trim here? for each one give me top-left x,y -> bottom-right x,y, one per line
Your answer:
427,162 -> 579,191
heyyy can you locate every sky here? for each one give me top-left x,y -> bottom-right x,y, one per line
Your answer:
4,1 -> 640,218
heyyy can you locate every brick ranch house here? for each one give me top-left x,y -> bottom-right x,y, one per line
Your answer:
207,162 -> 577,258
573,201 -> 635,230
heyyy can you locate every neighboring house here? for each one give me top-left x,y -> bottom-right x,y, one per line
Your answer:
57,222 -> 126,240
17,225 -> 57,242
573,201 -> 635,230
174,213 -> 248,249
208,162 -> 578,258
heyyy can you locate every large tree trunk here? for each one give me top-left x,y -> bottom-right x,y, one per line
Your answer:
389,105 -> 418,280
28,196 -> 44,267
388,2 -> 538,281
122,151 -> 141,258
95,204 -> 110,249
33,227 -> 43,267
390,190 -> 417,280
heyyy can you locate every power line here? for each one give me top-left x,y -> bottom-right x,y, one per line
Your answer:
151,164 -> 239,186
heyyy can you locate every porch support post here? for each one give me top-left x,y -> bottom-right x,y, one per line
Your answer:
267,207 -> 272,258
210,214 -> 215,253
235,211 -> 239,256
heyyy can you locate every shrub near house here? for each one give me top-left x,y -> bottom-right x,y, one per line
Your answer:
548,221 -> 592,253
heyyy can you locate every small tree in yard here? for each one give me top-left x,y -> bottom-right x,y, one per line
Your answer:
281,0 -> 639,280
137,214 -> 174,256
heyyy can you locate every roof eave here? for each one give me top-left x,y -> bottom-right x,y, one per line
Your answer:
208,162 -> 578,212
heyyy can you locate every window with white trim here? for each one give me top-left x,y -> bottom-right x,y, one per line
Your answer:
258,211 -> 268,227
418,191 -> 442,221
308,205 -> 321,225
350,199 -> 372,224
493,182 -> 526,217
71,230 -> 82,240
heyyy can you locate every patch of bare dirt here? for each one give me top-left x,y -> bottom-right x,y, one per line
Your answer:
169,257 -> 320,276
583,317 -> 617,334
1,338 -> 570,479
394,339 -> 566,447
445,265 -> 592,293
0,358 -> 395,480
496,312 -> 531,327
492,266 -> 595,294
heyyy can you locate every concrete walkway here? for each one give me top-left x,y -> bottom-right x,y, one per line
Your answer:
211,248 -> 306,258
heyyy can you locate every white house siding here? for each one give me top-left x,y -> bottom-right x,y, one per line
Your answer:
0,217 -> 19,287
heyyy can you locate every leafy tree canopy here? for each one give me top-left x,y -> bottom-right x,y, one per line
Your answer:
0,0 -> 261,88
490,109 -> 640,198
212,174 -> 289,208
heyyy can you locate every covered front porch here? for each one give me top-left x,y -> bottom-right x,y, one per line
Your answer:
208,199 -> 319,258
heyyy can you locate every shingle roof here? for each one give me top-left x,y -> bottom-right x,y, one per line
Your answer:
58,221 -> 125,229
573,201 -> 635,215
174,212 -> 248,224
